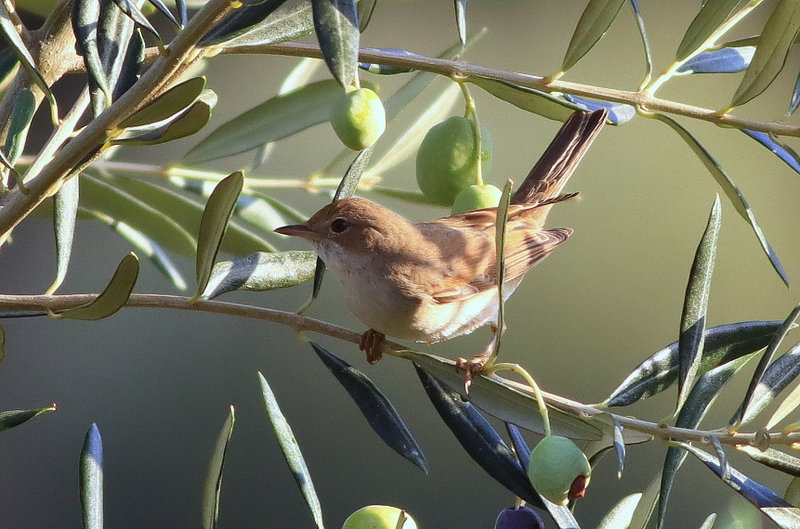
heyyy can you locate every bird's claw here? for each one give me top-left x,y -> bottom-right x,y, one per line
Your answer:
359,329 -> 386,364
456,355 -> 491,398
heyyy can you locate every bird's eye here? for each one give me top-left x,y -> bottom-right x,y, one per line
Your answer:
330,218 -> 349,234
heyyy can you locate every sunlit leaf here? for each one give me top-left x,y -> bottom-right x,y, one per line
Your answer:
0,405 -> 55,432
677,196 -> 721,410
739,445 -> 800,478
681,443 -> 800,528
561,0 -> 626,72
80,424 -> 103,529
731,0 -> 800,108
258,372 -> 324,529
195,172 -> 243,298
312,343 -> 428,473
119,77 -> 206,128
731,304 -> 800,428
605,320 -> 790,407
653,113 -> 788,286
47,176 -> 80,295
676,0 -> 742,61
312,0 -> 359,88
58,253 -> 139,320
677,47 -> 755,74
415,366 -> 543,508
767,352 -> 800,428
468,76 -> 580,122
596,493 -> 642,529
201,250 -> 316,299
113,90 -> 216,146
202,406 -> 234,529
629,472 -> 662,529
183,80 -> 341,165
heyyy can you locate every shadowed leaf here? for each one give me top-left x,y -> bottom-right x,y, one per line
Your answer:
0,405 -> 55,432
59,253 -> 139,320
561,0 -> 626,72
258,372 -> 324,529
653,113 -> 788,287
629,473 -> 662,529
677,196 -> 721,410
731,0 -> 800,108
359,49 -> 418,75
73,0 -> 111,104
312,0 -> 359,88
202,406 -> 234,529
658,353 -> 755,529
113,90 -> 216,146
146,0 -> 180,28
201,250 -> 316,299
195,172 -> 244,298
605,320 -> 791,407
505,423 -> 532,467
199,0 -> 289,46
468,76 -> 580,122
681,443 -> 800,528
676,0 -> 741,61
597,493 -> 642,529
4,87 -> 35,164
110,0 -> 161,42
415,365 -> 543,508
312,342 -> 428,473
677,46 -> 755,74
210,1 -> 312,49
740,129 -> 800,175
731,304 -> 800,428
80,424 -> 103,529
183,80 -> 341,165
356,0 -> 377,31
48,176 -> 80,295
767,347 -> 800,428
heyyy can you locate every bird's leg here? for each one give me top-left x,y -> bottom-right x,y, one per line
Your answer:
456,324 -> 499,394
359,329 -> 386,364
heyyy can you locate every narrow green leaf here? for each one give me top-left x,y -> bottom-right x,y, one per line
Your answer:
658,352 -> 755,529
111,27 -> 143,102
653,113 -> 788,286
677,196 -> 721,410
676,0 -> 742,61
202,406 -> 234,529
698,513 -> 717,529
199,0 -> 290,47
605,320 -> 790,407
334,147 -> 373,200
94,0 -> 140,114
490,179 -> 513,360
680,443 -> 800,528
145,0 -> 180,28
561,0 -> 626,72
258,372 -> 324,529
596,493 -> 642,529
731,0 -> 800,108
0,405 -> 55,432
201,250 -> 316,299
195,172 -> 244,298
467,76 -> 581,122
738,445 -> 800,477
110,0 -> 161,44
356,0 -> 377,32
613,417 -> 625,478
80,423 -> 103,529
629,0 -> 653,85
731,304 -> 800,428
81,174 -> 198,257
453,0 -> 467,47
312,343 -> 428,473
58,253 -> 139,320
119,77 -> 206,128
48,176 -> 80,295
113,90 -> 216,146
4,87 -> 35,164
628,472 -> 662,529
311,0 -> 359,88
405,349 -> 604,441
183,80 -> 341,165
737,338 -> 800,427
73,0 -> 111,108
86,211 -> 187,291
415,366 -> 544,508
220,1 -> 312,49
505,423 -> 531,466
767,356 -> 800,428
0,1 -> 58,122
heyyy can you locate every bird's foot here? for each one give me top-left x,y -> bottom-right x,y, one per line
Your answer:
455,354 -> 491,396
359,329 -> 386,364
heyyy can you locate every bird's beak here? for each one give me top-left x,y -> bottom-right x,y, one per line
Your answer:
274,224 -> 318,241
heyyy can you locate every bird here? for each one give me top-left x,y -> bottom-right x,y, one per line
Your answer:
275,108 -> 607,371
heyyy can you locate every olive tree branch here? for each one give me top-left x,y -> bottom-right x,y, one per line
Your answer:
1,291 -> 797,450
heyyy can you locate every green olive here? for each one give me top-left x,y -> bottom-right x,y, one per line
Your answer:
416,116 -> 493,206
330,88 -> 386,151
527,435 -> 591,506
342,505 -> 418,529
451,184 -> 503,214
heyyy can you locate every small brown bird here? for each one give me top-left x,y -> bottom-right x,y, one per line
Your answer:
276,109 -> 607,368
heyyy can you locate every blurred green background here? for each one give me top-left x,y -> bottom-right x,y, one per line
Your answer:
2,0 -> 800,527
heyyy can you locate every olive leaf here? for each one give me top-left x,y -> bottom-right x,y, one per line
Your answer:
676,0 -> 742,61
200,250 -> 316,299
57,253 -> 139,320
561,0 -> 626,72
80,424 -> 103,529
312,0 -> 359,88
202,407 -> 234,529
